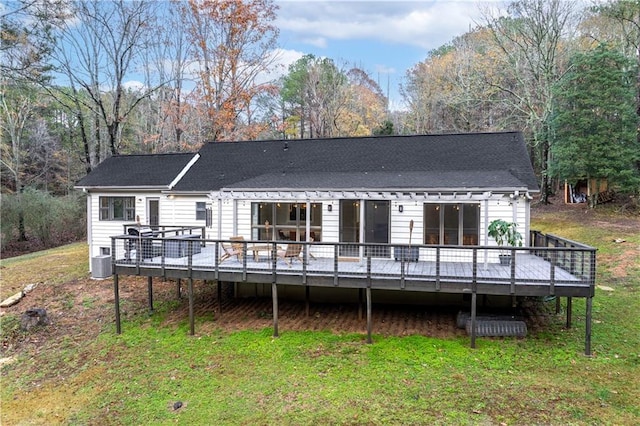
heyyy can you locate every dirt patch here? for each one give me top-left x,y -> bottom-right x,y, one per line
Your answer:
2,275 -> 559,360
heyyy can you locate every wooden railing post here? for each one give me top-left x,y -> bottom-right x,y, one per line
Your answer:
435,247 -> 441,291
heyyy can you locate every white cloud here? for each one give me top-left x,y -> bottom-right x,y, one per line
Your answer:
254,48 -> 305,86
276,1 -> 486,50
302,37 -> 328,48
123,80 -> 146,92
375,64 -> 396,75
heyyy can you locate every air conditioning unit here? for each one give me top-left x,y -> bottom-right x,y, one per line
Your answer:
91,255 -> 112,279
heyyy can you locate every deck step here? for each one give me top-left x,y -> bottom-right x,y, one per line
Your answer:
465,319 -> 528,337
456,311 -> 523,329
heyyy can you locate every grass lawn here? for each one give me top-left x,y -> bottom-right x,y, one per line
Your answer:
1,206 -> 639,425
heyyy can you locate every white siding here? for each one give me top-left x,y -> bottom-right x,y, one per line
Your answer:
211,192 -> 531,262
322,201 -> 339,243
390,202 -> 422,245
161,195 -> 209,232
86,189 -> 532,268
87,191 -> 159,263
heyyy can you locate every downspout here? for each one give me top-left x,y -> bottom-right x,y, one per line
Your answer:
86,191 -> 93,271
233,199 -> 238,236
359,198 -> 365,259
217,195 -> 222,240
483,196 -> 489,270
305,200 -> 311,241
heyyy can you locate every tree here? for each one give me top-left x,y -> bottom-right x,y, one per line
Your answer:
482,0 -> 579,203
134,3 -> 198,152
281,55 -> 349,138
179,0 -> 279,141
0,0 -> 69,83
340,67 -> 388,136
402,25 -> 532,136
48,0 -> 161,169
551,44 -> 640,207
592,0 -> 640,133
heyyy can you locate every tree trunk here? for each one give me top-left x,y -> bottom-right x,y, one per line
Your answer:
18,186 -> 26,241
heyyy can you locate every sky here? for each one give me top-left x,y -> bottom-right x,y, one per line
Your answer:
273,1 -> 490,109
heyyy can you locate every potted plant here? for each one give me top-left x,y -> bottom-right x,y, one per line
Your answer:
488,219 -> 523,265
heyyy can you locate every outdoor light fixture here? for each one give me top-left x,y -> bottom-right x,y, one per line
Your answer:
327,204 -> 332,212
398,205 -> 403,213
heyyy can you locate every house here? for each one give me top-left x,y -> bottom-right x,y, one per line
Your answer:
76,131 -> 539,265
75,132 -> 597,354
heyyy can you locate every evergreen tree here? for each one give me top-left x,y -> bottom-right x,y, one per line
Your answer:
551,44 -> 640,207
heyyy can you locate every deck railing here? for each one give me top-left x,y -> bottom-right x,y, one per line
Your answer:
530,230 -> 596,283
111,229 -> 596,295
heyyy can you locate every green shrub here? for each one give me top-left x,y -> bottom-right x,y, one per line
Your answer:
0,189 -> 86,251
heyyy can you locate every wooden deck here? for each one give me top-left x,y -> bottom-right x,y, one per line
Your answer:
110,231 -> 596,354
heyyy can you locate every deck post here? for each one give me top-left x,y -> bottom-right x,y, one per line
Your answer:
147,276 -> 154,313
566,297 -> 572,328
366,287 -> 372,344
470,249 -> 478,348
272,282 -> 279,337
555,297 -> 561,314
470,291 -> 477,349
188,278 -> 194,335
217,280 -> 222,315
114,274 -> 121,334
305,286 -> 310,317
585,296 -> 593,356
358,288 -> 363,320
176,278 -> 182,299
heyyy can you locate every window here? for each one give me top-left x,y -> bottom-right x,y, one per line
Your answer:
424,203 -> 479,245
195,202 -> 207,220
99,197 -> 135,221
251,202 -> 322,241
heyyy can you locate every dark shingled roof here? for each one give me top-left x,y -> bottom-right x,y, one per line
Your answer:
172,131 -> 539,192
76,153 -> 196,188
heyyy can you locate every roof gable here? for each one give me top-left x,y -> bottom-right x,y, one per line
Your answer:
76,153 -> 197,189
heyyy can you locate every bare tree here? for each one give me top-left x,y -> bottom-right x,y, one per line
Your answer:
482,0 -> 579,203
0,0 -> 70,82
48,0 -> 162,169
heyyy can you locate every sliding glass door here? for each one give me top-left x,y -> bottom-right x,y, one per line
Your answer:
339,200 -> 390,258
364,200 -> 390,257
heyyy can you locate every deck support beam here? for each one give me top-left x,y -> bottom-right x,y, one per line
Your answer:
470,249 -> 478,348
470,291 -> 477,348
147,276 -> 154,313
272,282 -> 279,337
176,278 -> 181,299
566,297 -> 572,328
217,281 -> 222,315
188,278 -> 194,335
358,288 -> 363,320
585,297 -> 592,356
305,286 -> 310,317
366,287 -> 372,344
114,274 -> 121,334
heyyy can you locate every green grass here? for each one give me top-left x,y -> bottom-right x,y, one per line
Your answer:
1,209 -> 639,425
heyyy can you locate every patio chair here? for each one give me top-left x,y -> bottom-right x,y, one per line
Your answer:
220,236 -> 245,263
277,243 -> 302,267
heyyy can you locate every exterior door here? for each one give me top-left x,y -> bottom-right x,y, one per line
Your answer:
339,200 -> 360,257
364,200 -> 390,257
147,198 -> 159,228
339,200 -> 390,258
